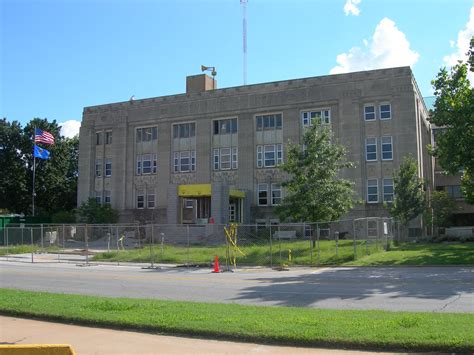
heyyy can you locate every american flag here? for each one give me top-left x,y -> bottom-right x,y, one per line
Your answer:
34,128 -> 55,145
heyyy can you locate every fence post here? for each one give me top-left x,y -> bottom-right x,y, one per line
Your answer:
5,226 -> 9,262
375,218 -> 379,251
116,225 -> 120,266
316,223 -> 320,266
150,224 -> 155,268
21,226 -> 24,244
278,224 -> 282,266
186,224 -> 190,266
269,224 -> 273,268
353,219 -> 357,260
31,228 -> 34,263
335,231 -> 339,258
85,224 -> 89,266
160,231 -> 164,262
365,219 -> 369,255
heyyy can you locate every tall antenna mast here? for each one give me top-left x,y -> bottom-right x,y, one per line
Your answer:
240,0 -> 248,85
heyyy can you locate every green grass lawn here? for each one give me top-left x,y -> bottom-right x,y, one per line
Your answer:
91,240 -> 474,266
91,239 -> 385,266
346,242 -> 474,266
0,245 -> 60,256
0,288 -> 472,352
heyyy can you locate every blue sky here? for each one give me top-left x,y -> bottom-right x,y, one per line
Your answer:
1,0 -> 473,137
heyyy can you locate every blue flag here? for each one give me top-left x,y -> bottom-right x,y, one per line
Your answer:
34,145 -> 50,160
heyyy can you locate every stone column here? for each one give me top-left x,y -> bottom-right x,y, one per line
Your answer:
166,184 -> 179,224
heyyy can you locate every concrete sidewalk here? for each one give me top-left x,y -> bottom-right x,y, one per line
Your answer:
0,316 -> 390,355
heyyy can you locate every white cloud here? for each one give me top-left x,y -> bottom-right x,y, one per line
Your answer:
443,6 -> 474,83
60,120 -> 81,138
330,18 -> 419,74
343,0 -> 361,16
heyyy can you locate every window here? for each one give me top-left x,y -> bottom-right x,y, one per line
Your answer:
257,144 -> 283,168
367,179 -> 378,203
383,179 -> 394,202
136,127 -> 157,142
136,189 -> 145,209
381,136 -> 393,160
220,148 -> 231,170
180,151 -> 190,172
257,146 -> 263,168
380,103 -> 391,120
301,109 -> 330,127
105,158 -> 112,177
232,147 -> 238,169
256,113 -> 282,131
213,147 -> 238,171
173,123 -> 196,138
446,185 -> 462,199
365,138 -> 377,161
271,184 -> 282,205
95,159 -> 102,177
367,220 -> 378,237
95,191 -> 102,204
105,131 -> 112,145
173,151 -> 196,173
364,105 -> 375,121
213,149 -> 219,170
147,191 -> 155,209
276,144 -> 283,165
258,183 -> 268,206
213,118 -> 237,134
136,154 -> 157,175
264,145 -> 276,167
96,132 -> 103,145
104,190 -> 111,205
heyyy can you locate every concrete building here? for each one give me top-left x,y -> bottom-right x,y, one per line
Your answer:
77,66 -> 433,230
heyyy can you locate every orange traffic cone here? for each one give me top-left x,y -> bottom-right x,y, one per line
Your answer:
212,255 -> 220,273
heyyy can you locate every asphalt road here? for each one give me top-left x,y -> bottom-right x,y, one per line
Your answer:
0,260 -> 473,313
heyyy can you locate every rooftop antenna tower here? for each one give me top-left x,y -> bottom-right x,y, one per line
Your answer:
240,0 -> 248,85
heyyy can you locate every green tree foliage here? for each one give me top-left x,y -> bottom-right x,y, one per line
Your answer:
428,191 -> 456,229
275,121 -> 356,222
429,36 -> 474,203
77,198 -> 118,224
390,156 -> 426,226
0,119 -> 30,213
0,118 -> 78,215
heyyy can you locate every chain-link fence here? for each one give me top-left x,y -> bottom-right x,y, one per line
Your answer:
0,218 -> 394,268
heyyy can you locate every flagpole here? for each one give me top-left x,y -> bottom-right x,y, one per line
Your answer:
32,127 -> 36,217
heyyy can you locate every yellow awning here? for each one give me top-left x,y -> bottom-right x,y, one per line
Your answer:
230,189 -> 245,198
178,184 -> 211,197
178,184 -> 245,198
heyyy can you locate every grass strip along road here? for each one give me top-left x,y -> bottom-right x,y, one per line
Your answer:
91,242 -> 474,266
0,288 -> 472,352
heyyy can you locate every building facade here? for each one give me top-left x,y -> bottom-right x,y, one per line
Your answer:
77,66 -> 432,227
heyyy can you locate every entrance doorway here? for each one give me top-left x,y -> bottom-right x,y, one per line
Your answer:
181,197 -> 211,224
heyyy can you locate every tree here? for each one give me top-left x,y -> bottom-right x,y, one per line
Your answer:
77,198 -> 119,224
428,191 -> 456,231
0,118 -> 79,215
390,156 -> 426,228
429,36 -> 474,203
275,121 -> 356,223
0,119 -> 30,213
